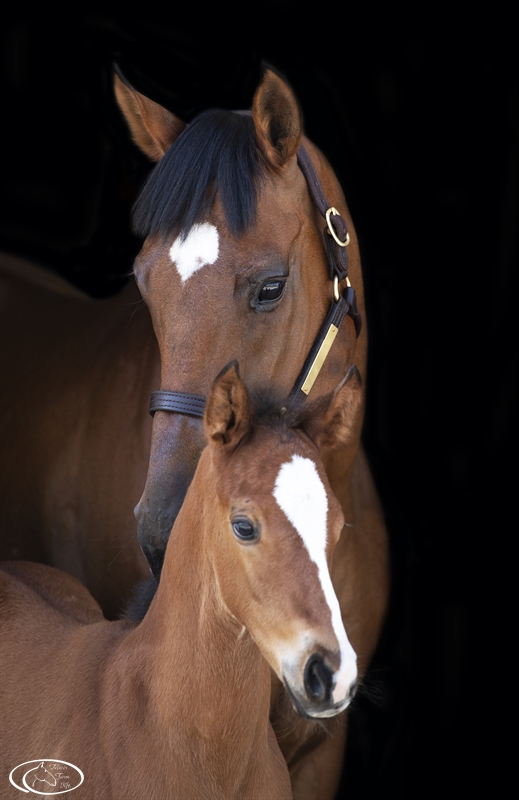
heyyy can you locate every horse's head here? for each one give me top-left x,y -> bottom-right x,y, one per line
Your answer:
196,361 -> 359,718
115,67 -> 367,577
28,763 -> 57,787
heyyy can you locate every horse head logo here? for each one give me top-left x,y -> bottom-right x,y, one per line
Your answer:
26,763 -> 57,789
9,759 -> 84,794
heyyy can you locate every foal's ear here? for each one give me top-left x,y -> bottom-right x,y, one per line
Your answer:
114,67 -> 186,162
205,361 -> 252,448
305,366 -> 363,451
252,67 -> 303,169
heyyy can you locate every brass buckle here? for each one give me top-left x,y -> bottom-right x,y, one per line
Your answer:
333,275 -> 351,302
326,207 -> 351,247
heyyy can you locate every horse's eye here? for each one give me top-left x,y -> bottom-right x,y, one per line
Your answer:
258,280 -> 285,304
232,519 -> 259,542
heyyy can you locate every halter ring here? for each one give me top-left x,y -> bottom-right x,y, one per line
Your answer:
326,207 -> 351,247
333,275 -> 352,302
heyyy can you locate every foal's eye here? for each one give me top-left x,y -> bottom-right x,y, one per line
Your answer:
257,280 -> 285,304
231,518 -> 259,542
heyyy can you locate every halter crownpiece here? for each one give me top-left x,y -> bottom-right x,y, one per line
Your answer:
149,144 -> 362,418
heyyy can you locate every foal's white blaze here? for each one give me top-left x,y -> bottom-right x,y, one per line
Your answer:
273,455 -> 357,704
169,223 -> 219,282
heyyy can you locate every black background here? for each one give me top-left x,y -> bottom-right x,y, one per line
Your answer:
1,8 -> 516,798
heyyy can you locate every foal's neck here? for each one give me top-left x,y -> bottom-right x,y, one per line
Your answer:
133,457 -> 273,785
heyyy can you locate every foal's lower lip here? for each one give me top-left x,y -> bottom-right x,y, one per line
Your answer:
282,676 -> 312,719
282,674 -> 351,719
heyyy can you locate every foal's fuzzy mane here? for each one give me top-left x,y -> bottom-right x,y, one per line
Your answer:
249,390 -> 321,440
132,110 -> 263,241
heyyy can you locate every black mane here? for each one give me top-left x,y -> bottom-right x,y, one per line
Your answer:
132,110 -> 262,240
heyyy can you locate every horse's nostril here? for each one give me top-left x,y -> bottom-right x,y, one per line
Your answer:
304,654 -> 333,703
141,545 -> 164,580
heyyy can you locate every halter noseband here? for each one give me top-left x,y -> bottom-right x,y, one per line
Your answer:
148,144 -> 361,419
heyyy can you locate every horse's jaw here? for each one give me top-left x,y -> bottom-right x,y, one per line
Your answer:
134,411 -> 206,578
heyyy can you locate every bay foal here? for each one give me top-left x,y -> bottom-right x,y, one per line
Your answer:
1,363 -> 359,800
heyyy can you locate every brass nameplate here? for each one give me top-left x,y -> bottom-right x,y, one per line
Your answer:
301,324 -> 339,395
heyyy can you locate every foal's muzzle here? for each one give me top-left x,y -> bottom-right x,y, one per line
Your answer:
284,651 -> 358,719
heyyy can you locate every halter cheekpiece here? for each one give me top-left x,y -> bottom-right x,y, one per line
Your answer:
148,143 -> 362,419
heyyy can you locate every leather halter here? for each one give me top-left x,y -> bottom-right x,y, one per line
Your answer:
149,143 -> 361,419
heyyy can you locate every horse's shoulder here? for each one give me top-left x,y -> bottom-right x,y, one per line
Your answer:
352,445 -> 385,514
0,561 -> 105,625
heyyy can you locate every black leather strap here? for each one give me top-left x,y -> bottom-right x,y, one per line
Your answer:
297,145 -> 349,282
343,286 -> 362,339
149,391 -> 206,418
288,288 -> 358,403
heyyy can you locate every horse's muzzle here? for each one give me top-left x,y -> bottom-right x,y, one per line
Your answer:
134,412 -> 207,578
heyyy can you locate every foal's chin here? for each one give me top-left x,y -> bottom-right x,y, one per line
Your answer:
282,677 -> 352,720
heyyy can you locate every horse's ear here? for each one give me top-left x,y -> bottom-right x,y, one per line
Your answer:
252,67 -> 303,169
205,361 -> 252,448
304,366 -> 363,451
114,67 -> 186,162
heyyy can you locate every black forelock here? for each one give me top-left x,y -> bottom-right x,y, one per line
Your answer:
132,109 -> 263,241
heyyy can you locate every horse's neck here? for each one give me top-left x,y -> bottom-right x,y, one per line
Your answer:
116,462 -> 273,789
322,441 -> 359,514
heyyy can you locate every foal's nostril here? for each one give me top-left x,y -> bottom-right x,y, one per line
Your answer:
304,654 -> 333,704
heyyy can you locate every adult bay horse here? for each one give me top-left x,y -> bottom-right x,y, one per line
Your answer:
115,66 -> 389,797
1,362 -> 358,800
0,252 -> 154,617
0,68 -> 389,797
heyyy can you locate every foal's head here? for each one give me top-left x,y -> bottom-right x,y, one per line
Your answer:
115,66 -> 366,577
197,361 -> 360,718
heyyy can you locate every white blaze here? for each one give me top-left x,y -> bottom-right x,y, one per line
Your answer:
273,455 -> 357,704
169,223 -> 219,282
